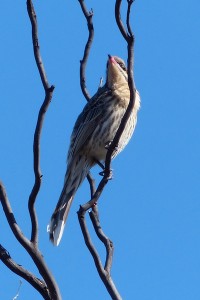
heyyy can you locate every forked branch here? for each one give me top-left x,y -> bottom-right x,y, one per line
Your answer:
0,1 -> 61,299
0,182 -> 51,299
0,244 -> 47,298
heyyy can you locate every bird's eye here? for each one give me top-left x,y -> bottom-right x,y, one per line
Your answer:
118,62 -> 126,71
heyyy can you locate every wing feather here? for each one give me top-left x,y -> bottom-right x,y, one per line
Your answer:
67,86 -> 112,162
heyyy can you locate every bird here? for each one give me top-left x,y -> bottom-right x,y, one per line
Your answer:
48,55 -> 140,246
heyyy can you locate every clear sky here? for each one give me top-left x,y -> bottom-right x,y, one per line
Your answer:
0,1 -> 200,299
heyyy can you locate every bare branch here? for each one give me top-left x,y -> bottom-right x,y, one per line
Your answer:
115,0 -> 128,41
77,209 -> 104,272
26,1 -> 61,298
0,181 -> 50,298
79,174 -> 120,298
0,181 -> 61,299
77,205 -> 122,300
86,175 -> 114,273
1,1 -> 61,299
26,0 -> 55,245
86,172 -> 96,198
0,182 -> 31,249
126,0 -> 134,37
28,88 -> 54,245
27,0 -> 50,90
77,206 -> 122,300
0,245 -> 48,299
12,280 -> 22,300
78,0 -> 94,101
89,206 -> 113,273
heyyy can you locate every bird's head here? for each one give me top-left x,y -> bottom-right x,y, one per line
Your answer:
106,55 -> 128,89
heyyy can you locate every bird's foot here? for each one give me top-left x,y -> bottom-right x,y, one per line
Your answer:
105,140 -> 113,149
105,141 -> 119,157
99,168 -> 113,180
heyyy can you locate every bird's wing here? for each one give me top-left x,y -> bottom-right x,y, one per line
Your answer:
67,86 -> 112,162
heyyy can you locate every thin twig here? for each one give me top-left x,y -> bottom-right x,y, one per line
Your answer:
89,206 -> 114,273
77,209 -> 122,300
27,0 -> 49,90
115,0 -> 128,41
78,0 -> 94,101
86,174 -> 114,273
78,209 -> 104,272
126,0 -> 134,37
28,88 -> 54,245
27,0 -> 55,245
12,280 -> 22,300
0,182 -> 32,250
86,172 -> 96,198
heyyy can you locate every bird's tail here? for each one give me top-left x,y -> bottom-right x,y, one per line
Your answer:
48,155 -> 92,246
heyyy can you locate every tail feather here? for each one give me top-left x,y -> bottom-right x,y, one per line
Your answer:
48,190 -> 74,246
48,155 -> 92,246
47,184 -> 76,246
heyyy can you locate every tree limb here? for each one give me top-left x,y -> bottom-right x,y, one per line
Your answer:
86,172 -> 96,198
0,244 -> 47,299
27,0 -> 55,246
89,206 -> 113,273
78,0 -> 94,101
83,174 -> 113,273
0,1 -> 61,299
27,0 -> 50,90
0,182 -> 32,251
77,205 -> 122,300
0,181 -> 61,300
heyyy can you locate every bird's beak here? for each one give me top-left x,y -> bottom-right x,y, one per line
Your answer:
108,55 -> 116,65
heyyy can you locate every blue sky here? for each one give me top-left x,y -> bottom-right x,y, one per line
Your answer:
0,1 -> 200,299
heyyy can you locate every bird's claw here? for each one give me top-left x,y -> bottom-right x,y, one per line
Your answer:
105,140 -> 113,149
99,169 -> 113,180
105,141 -> 119,157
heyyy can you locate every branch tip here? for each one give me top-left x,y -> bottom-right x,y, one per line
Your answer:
49,85 -> 55,92
78,0 -> 94,101
89,8 -> 94,16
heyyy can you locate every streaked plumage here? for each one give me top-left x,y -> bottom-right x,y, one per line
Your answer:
48,55 -> 140,246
